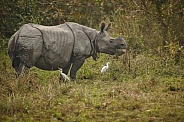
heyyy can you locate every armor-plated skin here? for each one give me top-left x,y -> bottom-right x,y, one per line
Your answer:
8,22 -> 127,80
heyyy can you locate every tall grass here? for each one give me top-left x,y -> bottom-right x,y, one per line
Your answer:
0,45 -> 184,121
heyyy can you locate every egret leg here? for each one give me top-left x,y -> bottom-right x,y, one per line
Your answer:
70,57 -> 85,81
59,74 -> 68,83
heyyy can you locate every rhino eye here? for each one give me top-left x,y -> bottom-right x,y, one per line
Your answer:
109,39 -> 113,43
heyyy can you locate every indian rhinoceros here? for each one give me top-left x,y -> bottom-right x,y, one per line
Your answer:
8,22 -> 127,80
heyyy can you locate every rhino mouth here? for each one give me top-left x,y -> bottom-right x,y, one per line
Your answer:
115,43 -> 127,55
116,48 -> 126,55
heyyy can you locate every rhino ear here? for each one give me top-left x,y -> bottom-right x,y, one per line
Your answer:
105,23 -> 111,31
100,23 -> 105,32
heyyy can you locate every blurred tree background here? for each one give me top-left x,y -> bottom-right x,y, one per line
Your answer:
0,0 -> 183,65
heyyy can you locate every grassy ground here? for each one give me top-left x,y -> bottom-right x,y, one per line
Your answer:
0,51 -> 184,122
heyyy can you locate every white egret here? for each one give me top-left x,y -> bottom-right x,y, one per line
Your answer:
100,62 -> 110,74
59,68 -> 70,81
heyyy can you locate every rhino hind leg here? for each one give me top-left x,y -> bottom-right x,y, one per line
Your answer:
23,66 -> 30,74
15,62 -> 24,77
14,59 -> 30,77
12,56 -> 21,77
12,56 -> 20,70
16,64 -> 30,77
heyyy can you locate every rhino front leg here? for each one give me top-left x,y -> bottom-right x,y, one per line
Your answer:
70,57 -> 85,80
63,63 -> 72,75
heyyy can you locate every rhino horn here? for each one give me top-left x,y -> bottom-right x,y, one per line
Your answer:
119,33 -> 123,38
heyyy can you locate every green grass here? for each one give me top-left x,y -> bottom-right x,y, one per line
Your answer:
0,51 -> 184,122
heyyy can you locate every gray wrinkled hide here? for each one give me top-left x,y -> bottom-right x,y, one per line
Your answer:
66,22 -> 97,56
31,23 -> 74,68
8,22 -> 97,70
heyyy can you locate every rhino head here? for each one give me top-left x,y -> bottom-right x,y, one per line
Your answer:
97,23 -> 127,56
